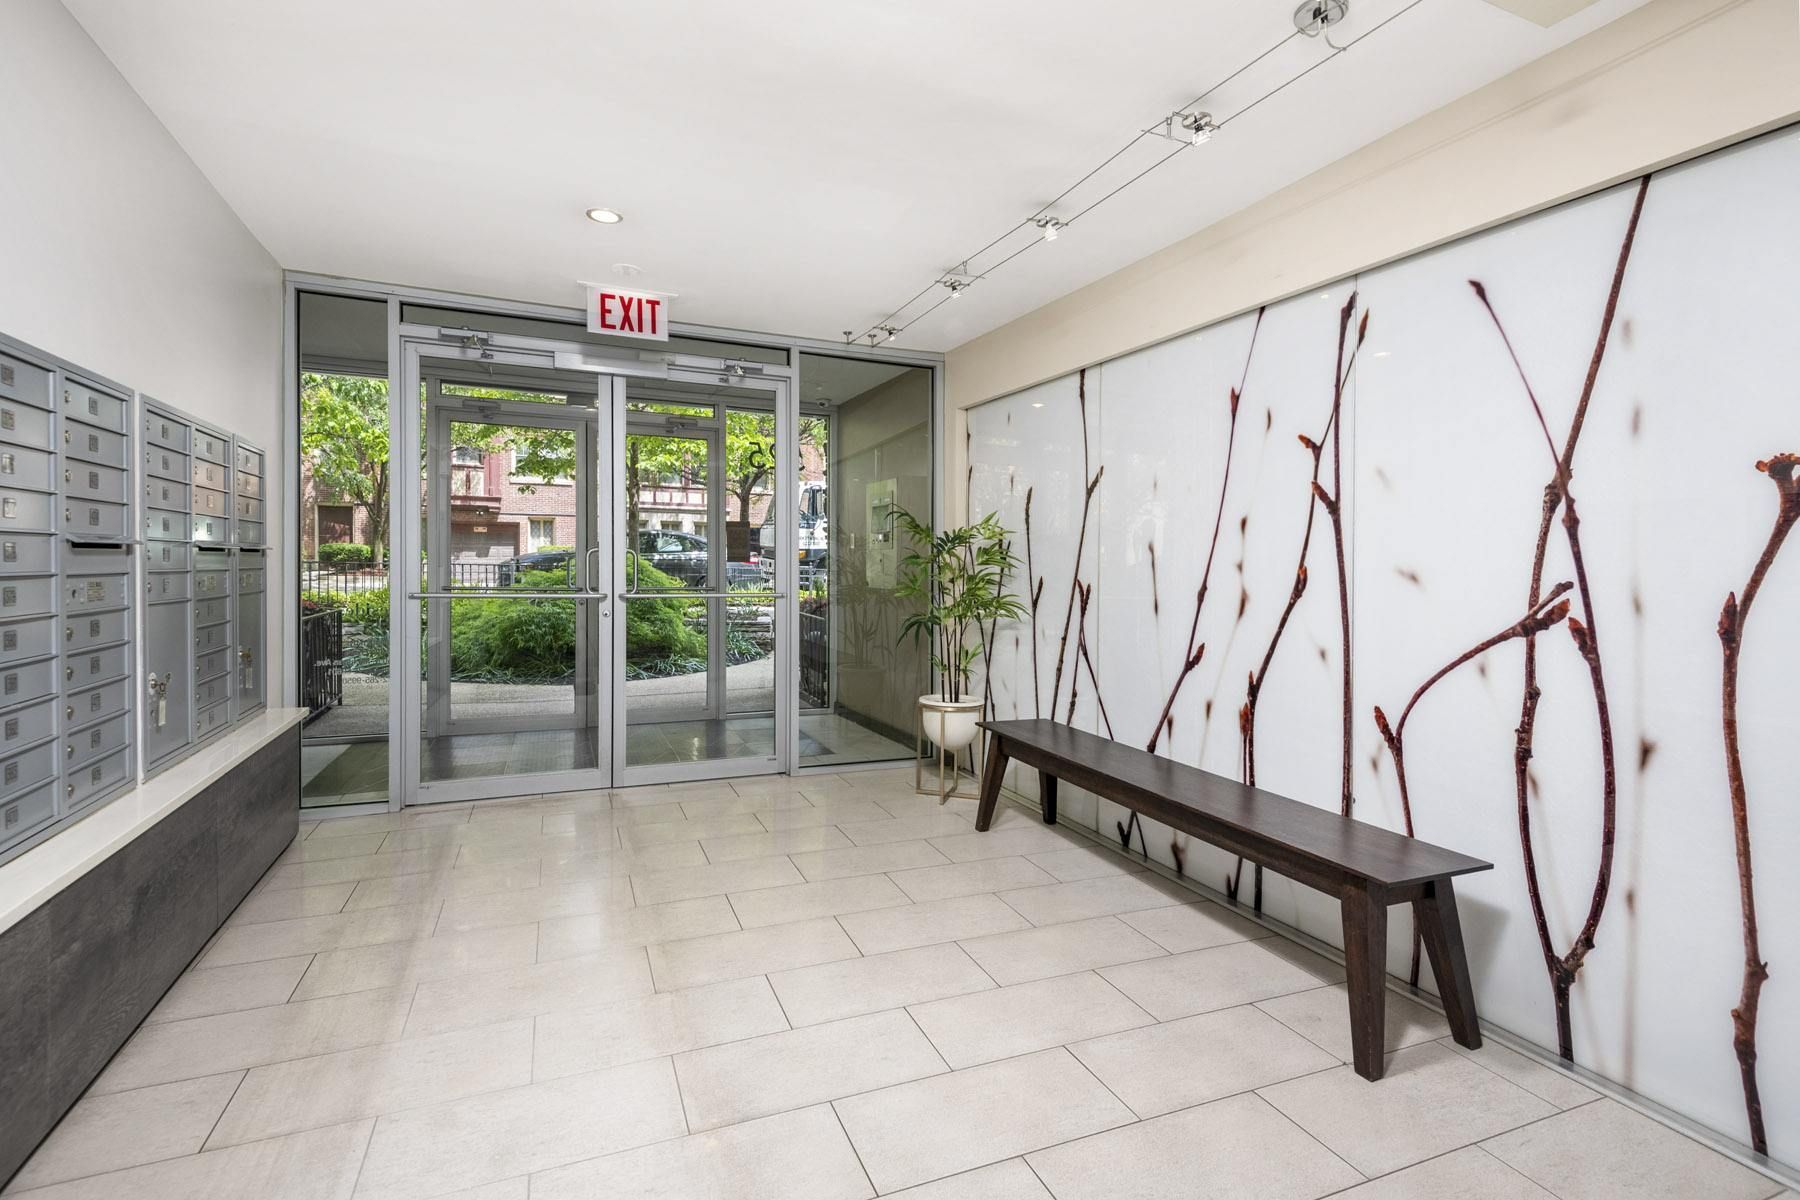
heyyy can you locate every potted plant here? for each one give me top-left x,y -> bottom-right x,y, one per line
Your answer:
893,509 -> 1026,754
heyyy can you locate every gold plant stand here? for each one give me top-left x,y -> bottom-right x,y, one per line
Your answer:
914,715 -> 984,805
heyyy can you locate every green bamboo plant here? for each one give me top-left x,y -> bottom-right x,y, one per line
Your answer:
893,509 -> 1027,704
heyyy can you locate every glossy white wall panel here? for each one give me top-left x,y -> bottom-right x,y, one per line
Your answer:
967,125 -> 1800,1165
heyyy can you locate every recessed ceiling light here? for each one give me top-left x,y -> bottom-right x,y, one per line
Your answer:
585,208 -> 623,224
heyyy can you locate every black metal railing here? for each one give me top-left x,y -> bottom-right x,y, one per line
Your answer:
799,606 -> 830,709
300,559 -> 508,595
300,607 -> 343,722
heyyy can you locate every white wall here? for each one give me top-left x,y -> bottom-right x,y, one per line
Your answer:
0,0 -> 286,697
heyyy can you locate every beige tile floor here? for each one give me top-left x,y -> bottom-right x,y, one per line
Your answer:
4,769 -> 1789,1200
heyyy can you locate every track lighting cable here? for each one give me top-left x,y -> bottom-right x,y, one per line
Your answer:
849,0 -> 1431,345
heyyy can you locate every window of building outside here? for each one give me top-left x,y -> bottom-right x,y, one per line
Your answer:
317,504 -> 354,546
528,517 -> 555,550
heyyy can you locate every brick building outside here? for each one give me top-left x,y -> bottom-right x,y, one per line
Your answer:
302,442 -> 824,564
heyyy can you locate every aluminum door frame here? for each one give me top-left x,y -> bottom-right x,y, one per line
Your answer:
611,367 -> 795,788
422,385 -> 598,738
393,328 -> 634,807
623,407 -> 726,725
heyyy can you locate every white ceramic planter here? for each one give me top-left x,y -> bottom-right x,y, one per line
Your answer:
918,693 -> 983,752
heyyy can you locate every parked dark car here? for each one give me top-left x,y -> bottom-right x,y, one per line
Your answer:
495,549 -> 575,587
636,530 -> 709,586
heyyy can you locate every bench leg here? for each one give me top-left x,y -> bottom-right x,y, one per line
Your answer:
1340,884 -> 1389,1082
1414,877 -> 1482,1050
974,740 -> 1009,832
1039,770 -> 1057,824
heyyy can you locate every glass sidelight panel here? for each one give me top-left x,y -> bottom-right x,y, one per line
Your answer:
794,354 -> 934,768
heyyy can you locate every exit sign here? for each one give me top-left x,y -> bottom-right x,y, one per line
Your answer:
587,286 -> 670,341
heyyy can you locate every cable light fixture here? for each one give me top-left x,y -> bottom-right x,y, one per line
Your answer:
845,0 -> 1435,347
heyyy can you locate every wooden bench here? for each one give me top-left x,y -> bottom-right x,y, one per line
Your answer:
976,719 -> 1492,1082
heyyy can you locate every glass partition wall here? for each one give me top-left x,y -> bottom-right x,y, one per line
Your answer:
292,283 -> 935,806
795,354 -> 934,768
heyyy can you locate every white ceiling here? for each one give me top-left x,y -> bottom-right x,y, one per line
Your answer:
65,0 -> 1643,352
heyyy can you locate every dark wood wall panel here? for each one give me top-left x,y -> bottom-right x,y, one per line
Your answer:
0,726 -> 298,1186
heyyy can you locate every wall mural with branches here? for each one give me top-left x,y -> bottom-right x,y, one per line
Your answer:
966,126 -> 1799,1165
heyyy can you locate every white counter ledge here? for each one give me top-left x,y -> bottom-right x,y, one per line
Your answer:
0,707 -> 307,937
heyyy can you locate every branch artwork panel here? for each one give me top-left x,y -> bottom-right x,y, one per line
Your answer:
966,125 -> 1800,1164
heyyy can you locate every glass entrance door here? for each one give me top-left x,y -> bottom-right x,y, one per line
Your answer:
397,336 -> 618,805
392,325 -> 797,805
615,378 -> 793,783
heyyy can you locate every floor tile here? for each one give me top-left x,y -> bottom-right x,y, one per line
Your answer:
342,861 -> 542,910
261,849 -> 457,891
674,1009 -> 944,1131
289,923 -> 538,1001
434,878 -> 635,933
1259,1041 -> 1555,1177
1070,1004 -> 1338,1117
789,841 -> 951,881
1026,846 -> 1143,881
838,813 -> 977,845
353,1058 -> 685,1200
1482,1098 -> 1780,1200
609,785 -> 693,809
1440,1037 -> 1599,1109
534,841 -> 708,885
278,832 -> 388,862
7,1072 -> 243,1190
1328,1145 -> 1554,1198
929,825 -> 1083,862
726,873 -> 909,929
997,871 -> 1191,926
838,893 -> 1030,955
199,902 -> 442,968
1099,939 -> 1336,1020
833,1048 -> 1134,1193
535,896 -> 741,960
208,1020 -> 533,1148
678,789 -> 814,821
532,976 -> 789,1080
453,831 -> 618,868
311,808 -> 472,838
888,856 -> 1058,903
529,1104 -> 871,1200
649,916 -> 860,991
1026,1091 -> 1361,1200
1256,983 -> 1450,1062
404,948 -> 654,1037
882,1159 -> 1051,1200
0,1120 -> 372,1200
630,855 -> 804,905
1117,899 -> 1267,952
699,824 -> 850,863
227,881 -> 355,925
93,988 -> 412,1093
757,799 -> 894,830
621,813 -> 767,849
868,793 -> 983,821
427,1178 -> 529,1200
909,971 -> 1153,1068
769,942 -> 997,1027
145,955 -> 311,1023
961,915 -> 1167,985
